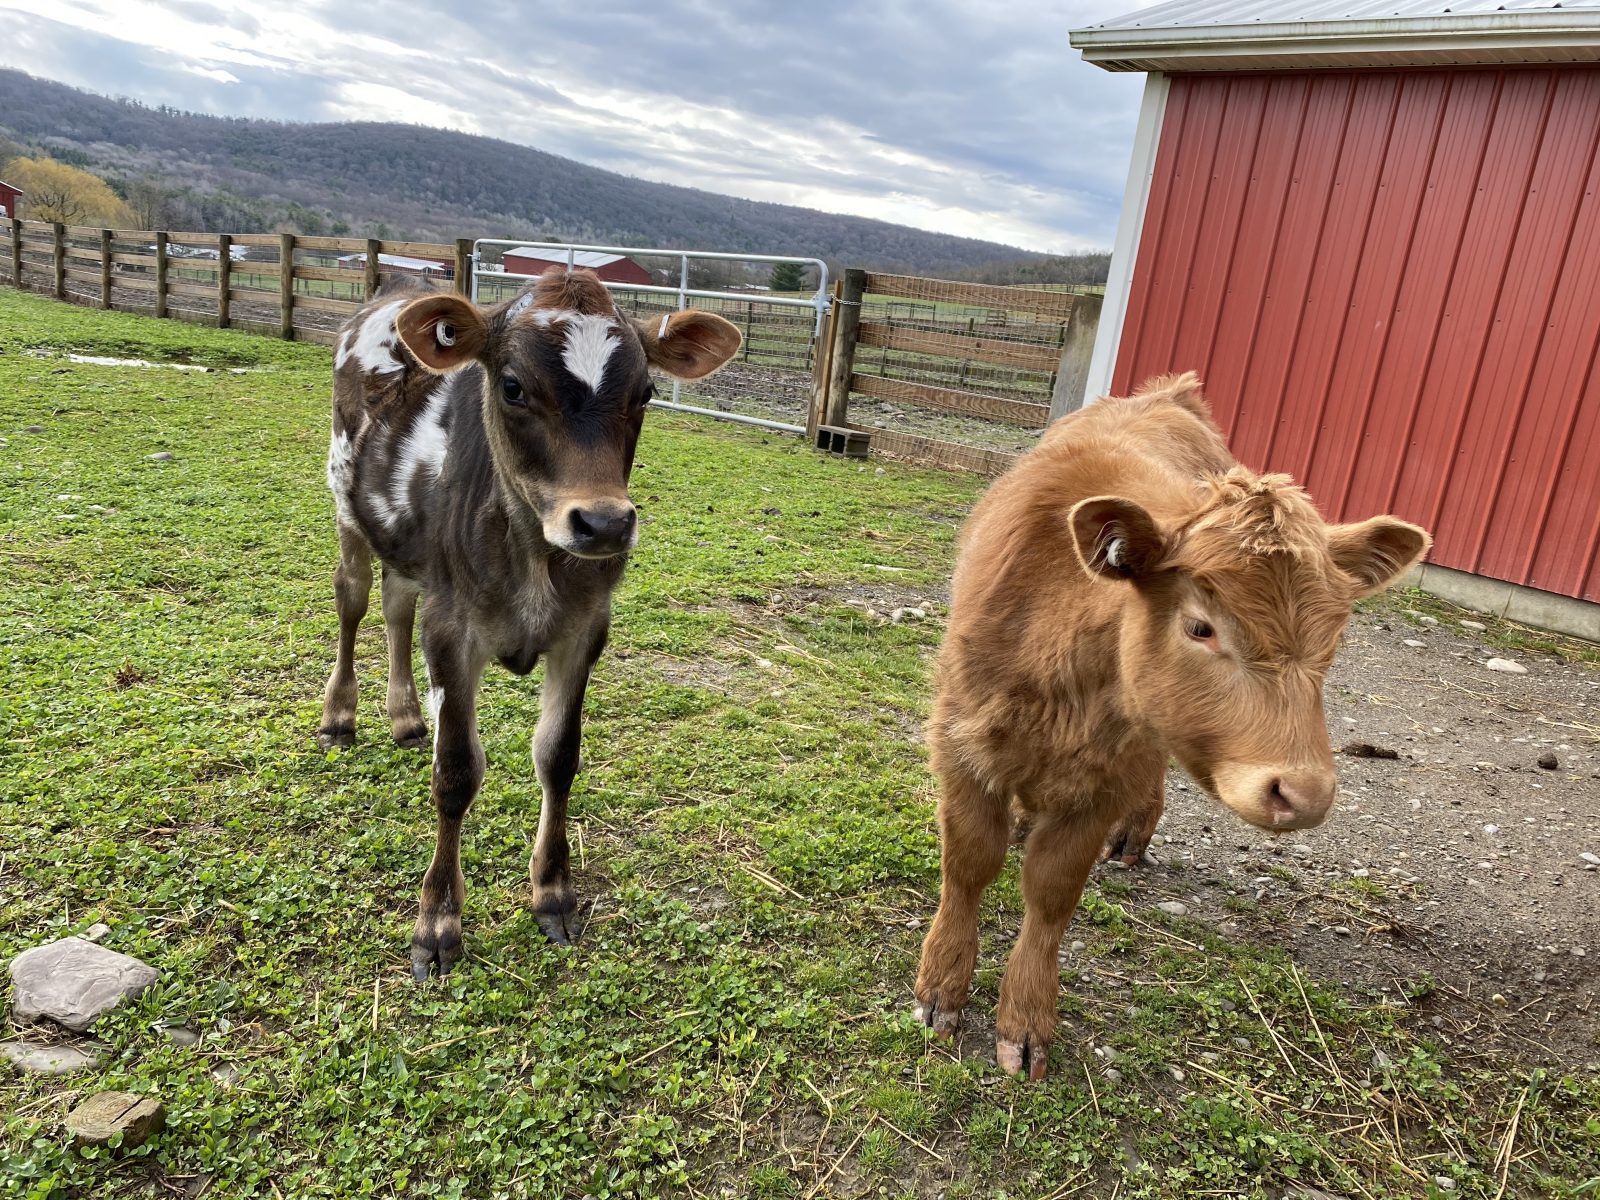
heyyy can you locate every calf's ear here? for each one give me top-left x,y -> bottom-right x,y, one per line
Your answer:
396,294 -> 489,372
1327,516 -> 1431,597
1069,496 -> 1168,582
632,311 -> 743,380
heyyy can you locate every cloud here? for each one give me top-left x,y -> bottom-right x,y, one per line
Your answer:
0,0 -> 1147,251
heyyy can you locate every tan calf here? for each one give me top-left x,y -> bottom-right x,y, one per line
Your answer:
913,373 -> 1430,1079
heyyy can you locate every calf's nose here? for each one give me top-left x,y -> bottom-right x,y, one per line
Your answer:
1266,769 -> 1336,830
568,503 -> 637,549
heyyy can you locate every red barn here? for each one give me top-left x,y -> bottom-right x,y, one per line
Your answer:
0,180 -> 21,220
1072,1 -> 1600,636
500,247 -> 652,287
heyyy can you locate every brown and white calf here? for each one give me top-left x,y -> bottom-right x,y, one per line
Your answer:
913,373 -> 1430,1078
318,267 -> 740,978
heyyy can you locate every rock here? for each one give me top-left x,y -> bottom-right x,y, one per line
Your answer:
1483,824 -> 1499,835
1434,1176 -> 1456,1191
22,424 -> 45,433
1402,639 -> 1425,648
1102,1067 -> 1123,1084
1168,1065 -> 1186,1082
147,451 -> 174,462
1156,901 -> 1189,917
1341,741 -> 1399,760
1232,1036 -> 1252,1050
1459,619 -> 1487,631
83,923 -> 112,943
1332,925 -> 1351,936
65,1092 -> 166,1149
1580,852 -> 1600,867
161,1025 -> 201,1048
1070,940 -> 1087,953
1,1040 -> 103,1075
1284,1188 -> 1354,1200
9,937 -> 159,1032
1486,658 -> 1527,675
1416,615 -> 1439,626
210,1063 -> 240,1087
890,606 -> 926,624
873,467 -> 885,476
1537,753 -> 1559,770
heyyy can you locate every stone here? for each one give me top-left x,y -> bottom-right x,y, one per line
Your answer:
1434,1177 -> 1456,1191
9,937 -> 158,1032
1156,900 -> 1189,917
1580,852 -> 1600,867
22,424 -> 45,433
1403,639 -> 1425,648
1341,741 -> 1399,760
1102,1067 -> 1123,1084
147,451 -> 174,461
161,1025 -> 201,1048
1070,940 -> 1087,953
1,1040 -> 103,1075
65,1092 -> 166,1149
1416,615 -> 1439,625
83,923 -> 111,943
1538,753 -> 1559,770
1459,619 -> 1487,631
890,606 -> 926,624
1486,658 -> 1527,675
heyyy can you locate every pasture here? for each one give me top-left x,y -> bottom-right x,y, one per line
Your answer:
1,288 -> 1597,1198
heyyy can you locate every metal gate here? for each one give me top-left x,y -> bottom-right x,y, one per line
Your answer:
471,239 -> 830,434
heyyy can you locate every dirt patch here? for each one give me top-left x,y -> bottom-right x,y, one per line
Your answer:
1101,602 -> 1600,1067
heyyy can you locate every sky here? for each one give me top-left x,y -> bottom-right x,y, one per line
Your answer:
0,1 -> 1150,254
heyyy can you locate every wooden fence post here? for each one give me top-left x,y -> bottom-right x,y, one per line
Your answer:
52,223 -> 65,299
9,219 -> 21,290
823,268 -> 866,429
364,238 -> 381,300
99,229 -> 112,308
1048,291 -> 1103,422
806,280 -> 841,442
279,232 -> 295,340
154,231 -> 168,319
454,238 -> 472,298
217,233 -> 232,327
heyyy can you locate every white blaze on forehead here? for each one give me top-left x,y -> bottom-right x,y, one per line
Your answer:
524,308 -> 620,393
347,298 -> 407,375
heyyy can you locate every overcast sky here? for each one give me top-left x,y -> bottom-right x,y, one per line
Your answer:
0,1 -> 1149,254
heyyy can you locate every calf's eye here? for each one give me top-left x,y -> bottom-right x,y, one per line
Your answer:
1185,618 -> 1215,641
501,375 -> 525,406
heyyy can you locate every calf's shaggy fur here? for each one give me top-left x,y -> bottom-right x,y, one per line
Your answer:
913,373 -> 1430,1078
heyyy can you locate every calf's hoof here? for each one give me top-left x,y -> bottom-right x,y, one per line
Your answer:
996,1035 -> 1050,1081
410,911 -> 463,981
392,722 -> 428,750
317,723 -> 355,750
1100,812 -> 1160,867
912,993 -> 962,1038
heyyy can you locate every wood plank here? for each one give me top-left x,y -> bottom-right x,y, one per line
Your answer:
293,264 -> 364,283
289,324 -> 340,347
111,252 -> 160,268
63,266 -> 104,284
856,319 -> 1063,374
290,292 -> 361,314
165,277 -> 221,300
166,231 -> 221,246
864,273 -> 1079,321
285,235 -> 366,253
230,233 -> 284,247
113,274 -> 158,292
847,424 -> 1020,477
228,286 -> 280,301
63,247 -> 105,264
378,239 -> 455,260
227,263 -> 282,280
849,373 -> 1050,428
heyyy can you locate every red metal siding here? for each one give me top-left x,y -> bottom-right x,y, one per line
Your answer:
1114,67 -> 1600,602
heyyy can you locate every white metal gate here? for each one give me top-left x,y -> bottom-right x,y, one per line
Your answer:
471,239 -> 830,434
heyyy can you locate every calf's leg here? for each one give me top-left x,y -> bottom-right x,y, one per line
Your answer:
994,810 -> 1112,1080
1101,776 -> 1165,866
528,626 -> 606,945
381,569 -> 426,748
914,766 -> 1008,1035
318,523 -> 373,748
410,624 -> 486,981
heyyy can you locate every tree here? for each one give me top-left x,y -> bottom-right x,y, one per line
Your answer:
1,156 -> 130,225
120,174 -> 175,229
769,261 -> 806,292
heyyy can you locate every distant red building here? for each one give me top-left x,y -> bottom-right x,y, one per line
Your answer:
0,180 -> 22,221
501,247 -> 651,287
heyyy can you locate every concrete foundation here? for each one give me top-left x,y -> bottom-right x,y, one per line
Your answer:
1402,563 -> 1600,644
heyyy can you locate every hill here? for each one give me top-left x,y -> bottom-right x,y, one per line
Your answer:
0,69 -> 1085,277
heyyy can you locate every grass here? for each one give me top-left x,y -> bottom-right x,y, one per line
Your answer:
1,286 -> 1597,1198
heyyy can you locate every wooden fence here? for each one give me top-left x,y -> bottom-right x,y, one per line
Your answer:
812,270 -> 1101,475
1,218 -> 471,345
